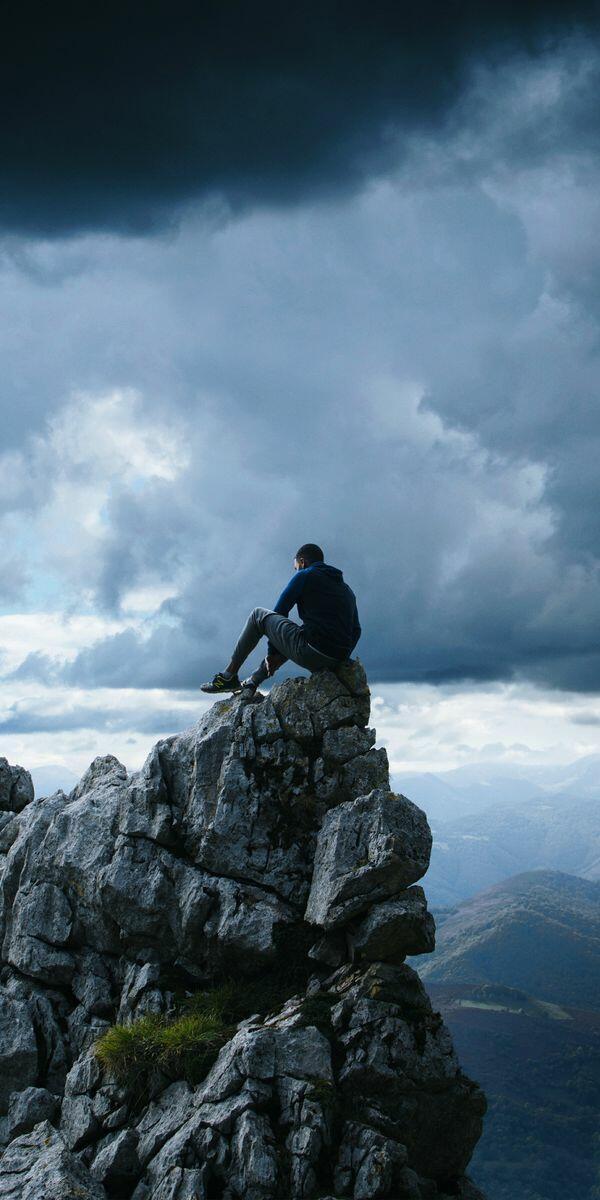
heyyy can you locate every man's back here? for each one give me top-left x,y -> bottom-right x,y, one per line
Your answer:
274,561 -> 361,660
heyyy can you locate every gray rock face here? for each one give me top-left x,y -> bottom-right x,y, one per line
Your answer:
0,661 -> 487,1199
0,1121 -> 107,1199
90,1127 -> 140,1187
125,961 -> 484,1200
5,1087 -> 60,1141
0,757 -> 34,814
305,789 -> 433,929
0,992 -> 38,1114
334,1121 -> 407,1199
348,887 -> 436,964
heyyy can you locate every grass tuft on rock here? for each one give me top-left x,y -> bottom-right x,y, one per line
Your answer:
95,993 -> 235,1100
94,970 -> 315,1106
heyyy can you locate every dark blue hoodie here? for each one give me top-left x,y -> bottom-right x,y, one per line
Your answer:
269,562 -> 361,660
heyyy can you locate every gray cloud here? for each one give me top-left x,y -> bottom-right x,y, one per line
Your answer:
2,35 -> 600,694
1,3 -> 598,237
9,653 -> 59,685
0,702 -> 193,737
571,711 -> 600,725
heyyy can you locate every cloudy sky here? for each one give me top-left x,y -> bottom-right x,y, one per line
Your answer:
2,2 -> 600,781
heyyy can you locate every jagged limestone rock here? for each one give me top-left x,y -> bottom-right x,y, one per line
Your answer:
341,746 -> 390,796
327,963 -> 486,1181
0,757 -> 34,813
2,974 -> 70,1098
321,725 -> 376,763
60,1090 -> 99,1151
305,789 -> 433,930
135,1082 -> 195,1167
347,887 -> 436,964
0,662 -> 487,1199
5,1087 -> 60,1141
89,1127 -> 141,1188
334,1121 -> 408,1199
0,991 -> 38,1114
0,1121 -> 107,1199
8,881 -> 75,985
125,962 -> 484,1198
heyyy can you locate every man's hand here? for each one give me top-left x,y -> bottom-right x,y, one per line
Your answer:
265,650 -> 286,677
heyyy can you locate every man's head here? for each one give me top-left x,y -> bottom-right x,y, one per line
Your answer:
294,543 -> 324,571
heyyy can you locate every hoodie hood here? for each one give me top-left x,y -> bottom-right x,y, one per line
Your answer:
308,562 -> 344,581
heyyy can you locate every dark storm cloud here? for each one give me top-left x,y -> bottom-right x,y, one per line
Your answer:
0,702 -> 193,735
2,0 -> 600,235
63,627 -> 203,690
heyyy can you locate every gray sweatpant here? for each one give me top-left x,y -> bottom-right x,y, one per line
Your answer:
229,607 -> 342,687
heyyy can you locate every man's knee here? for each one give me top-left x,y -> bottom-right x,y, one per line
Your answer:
249,606 -> 270,631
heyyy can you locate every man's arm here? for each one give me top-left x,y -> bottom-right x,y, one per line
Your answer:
273,571 -> 308,616
267,570 -> 308,657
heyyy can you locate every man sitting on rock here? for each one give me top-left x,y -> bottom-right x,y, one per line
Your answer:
201,543 -> 361,697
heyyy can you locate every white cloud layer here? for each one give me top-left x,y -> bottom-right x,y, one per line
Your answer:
2,669 -> 600,783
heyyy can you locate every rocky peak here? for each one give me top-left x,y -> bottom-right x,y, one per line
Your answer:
0,660 -> 486,1199
0,755 -> 33,815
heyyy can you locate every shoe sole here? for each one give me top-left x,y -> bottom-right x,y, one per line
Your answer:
200,684 -> 242,694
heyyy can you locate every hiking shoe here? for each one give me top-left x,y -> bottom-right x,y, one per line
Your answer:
200,671 -> 242,694
240,678 -> 258,697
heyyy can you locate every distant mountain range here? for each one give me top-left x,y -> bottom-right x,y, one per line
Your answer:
419,870 -> 600,1010
422,790 -> 600,906
395,753 -> 600,822
420,869 -> 600,1200
393,757 -> 600,906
